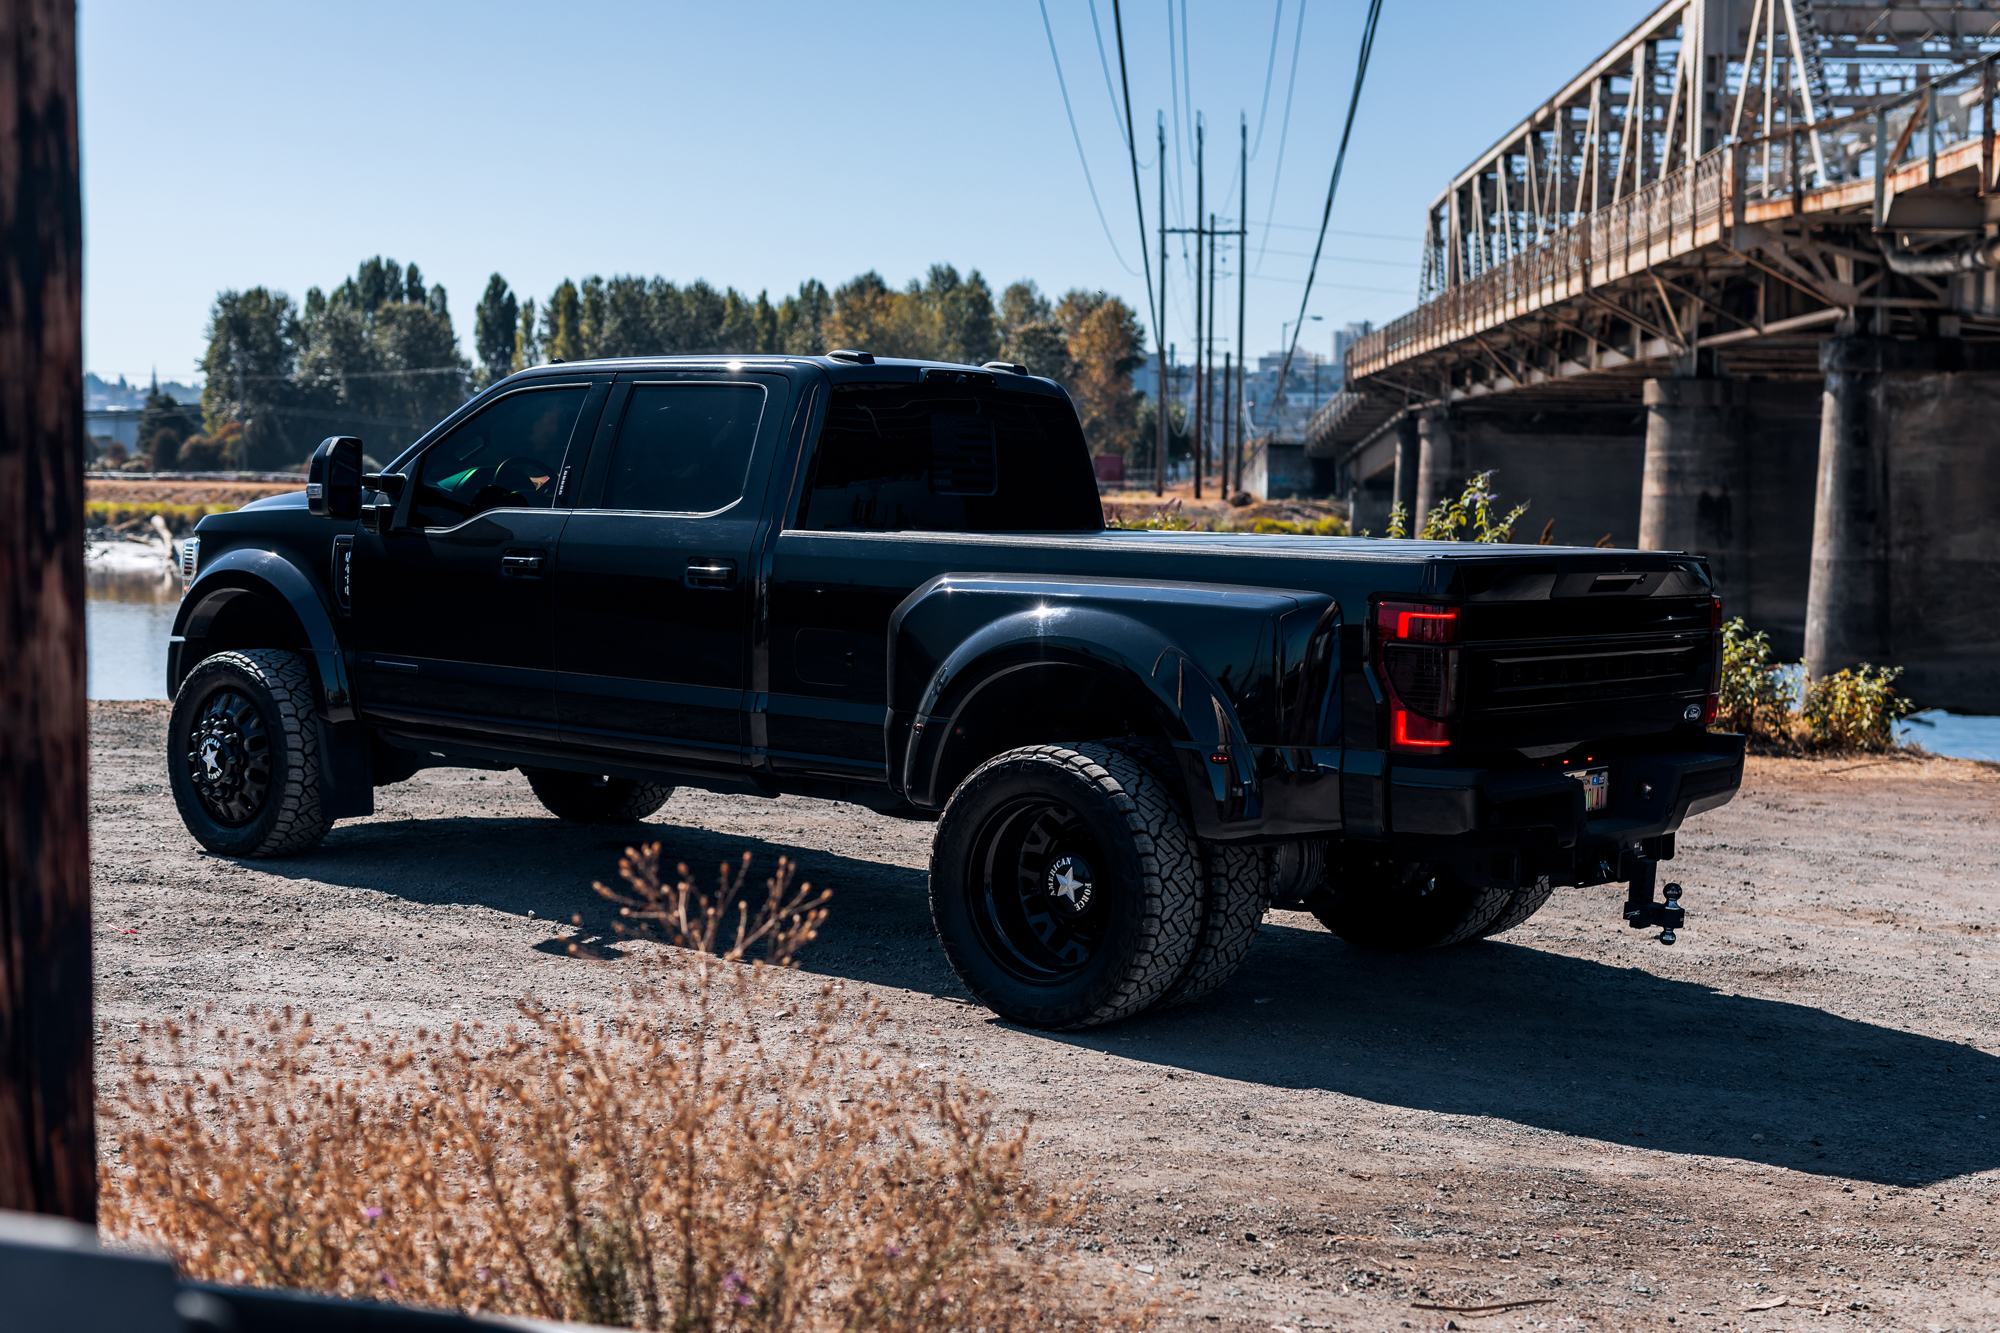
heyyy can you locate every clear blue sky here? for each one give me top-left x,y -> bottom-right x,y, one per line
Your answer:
80,0 -> 1647,385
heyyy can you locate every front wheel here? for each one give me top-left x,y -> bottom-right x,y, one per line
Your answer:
168,649 -> 332,858
930,744 -> 1201,1029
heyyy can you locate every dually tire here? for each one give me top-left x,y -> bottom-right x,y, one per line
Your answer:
930,743 -> 1201,1029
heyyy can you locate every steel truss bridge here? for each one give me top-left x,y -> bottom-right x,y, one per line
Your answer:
1312,0 -> 2000,452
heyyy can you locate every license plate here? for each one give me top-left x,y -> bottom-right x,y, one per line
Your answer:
1567,766 -> 1610,813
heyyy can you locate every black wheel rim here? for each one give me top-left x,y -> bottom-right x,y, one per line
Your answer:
970,796 -> 1111,983
185,688 -> 273,826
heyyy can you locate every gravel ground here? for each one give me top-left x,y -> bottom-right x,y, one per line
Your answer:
92,701 -> 2000,1331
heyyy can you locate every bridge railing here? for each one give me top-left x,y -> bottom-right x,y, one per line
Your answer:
1348,54 -> 1999,385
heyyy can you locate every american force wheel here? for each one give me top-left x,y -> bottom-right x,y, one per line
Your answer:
929,743 -> 1201,1029
522,769 -> 675,823
167,649 -> 332,858
1312,859 -> 1512,952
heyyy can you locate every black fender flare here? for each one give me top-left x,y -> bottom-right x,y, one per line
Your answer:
171,548 -> 355,722
888,576 -> 1287,832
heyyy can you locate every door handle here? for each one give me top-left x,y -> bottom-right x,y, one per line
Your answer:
684,557 -> 738,589
501,552 -> 546,576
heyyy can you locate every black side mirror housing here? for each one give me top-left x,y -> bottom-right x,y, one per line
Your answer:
307,436 -> 364,520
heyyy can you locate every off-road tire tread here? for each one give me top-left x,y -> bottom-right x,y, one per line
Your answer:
1313,871 -> 1514,952
933,742 -> 1201,1029
1160,843 -> 1270,1008
522,769 -> 675,823
173,649 -> 332,858
1478,879 -> 1556,938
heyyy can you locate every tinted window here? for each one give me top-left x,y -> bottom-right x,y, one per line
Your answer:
796,382 -> 1102,532
412,386 -> 587,527
602,383 -> 766,513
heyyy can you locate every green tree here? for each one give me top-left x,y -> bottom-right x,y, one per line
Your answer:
717,288 -> 761,352
597,276 -> 659,358
514,298 -> 540,371
999,280 -> 1051,338
137,379 -> 198,471
779,279 -> 831,354
578,276 -> 607,359
933,267 -> 999,366
201,287 -> 303,469
754,290 -> 779,353
543,279 -> 583,362
289,257 -> 472,459
1060,291 -> 1145,456
473,274 -> 518,388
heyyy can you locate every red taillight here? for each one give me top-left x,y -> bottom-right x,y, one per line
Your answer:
1709,593 -> 1723,630
1392,706 -> 1452,748
1376,601 -> 1461,751
1377,602 -> 1459,643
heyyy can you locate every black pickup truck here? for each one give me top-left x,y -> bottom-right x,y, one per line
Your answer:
168,352 -> 1743,1028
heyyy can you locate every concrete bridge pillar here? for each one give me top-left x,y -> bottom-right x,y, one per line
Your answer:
1638,377 -> 1820,655
1414,409 -> 1464,531
1806,337 -> 2000,712
1641,378 -> 1752,614
1391,415 -> 1421,528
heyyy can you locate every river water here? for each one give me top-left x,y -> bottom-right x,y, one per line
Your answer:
84,547 -> 2000,762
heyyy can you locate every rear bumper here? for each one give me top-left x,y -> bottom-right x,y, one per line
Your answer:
1390,730 -> 1746,844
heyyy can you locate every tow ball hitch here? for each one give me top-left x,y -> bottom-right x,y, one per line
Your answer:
1621,859 -> 1686,945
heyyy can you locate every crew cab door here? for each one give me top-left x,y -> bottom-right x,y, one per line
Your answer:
351,377 -> 604,741
551,372 -> 787,768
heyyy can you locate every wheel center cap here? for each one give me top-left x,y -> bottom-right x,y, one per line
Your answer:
1045,854 -> 1094,914
199,736 -> 227,781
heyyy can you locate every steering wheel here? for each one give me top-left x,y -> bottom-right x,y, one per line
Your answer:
494,456 -> 557,500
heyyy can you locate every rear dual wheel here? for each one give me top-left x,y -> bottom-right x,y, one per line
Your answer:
1312,858 -> 1548,951
522,768 -> 675,823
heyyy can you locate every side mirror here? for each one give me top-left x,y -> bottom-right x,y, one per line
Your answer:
307,436 -> 364,520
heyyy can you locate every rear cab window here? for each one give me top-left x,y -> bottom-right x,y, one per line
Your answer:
795,376 -> 1103,532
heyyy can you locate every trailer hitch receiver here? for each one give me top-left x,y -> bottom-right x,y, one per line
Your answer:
1621,857 -> 1686,945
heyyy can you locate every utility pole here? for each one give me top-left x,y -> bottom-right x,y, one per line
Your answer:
1192,116 -> 1204,500
1234,115 -> 1248,498
1221,350 -> 1232,498
1156,115 -> 1167,497
1206,209 -> 1218,499
0,0 -> 96,1224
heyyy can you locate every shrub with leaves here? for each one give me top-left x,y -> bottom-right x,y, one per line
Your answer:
1371,473 -> 1527,542
1800,663 -> 1915,753
102,853 -> 1129,1331
1417,471 -> 1530,543
1715,618 -> 1798,743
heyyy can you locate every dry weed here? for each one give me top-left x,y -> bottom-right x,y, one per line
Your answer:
102,852 -> 1138,1331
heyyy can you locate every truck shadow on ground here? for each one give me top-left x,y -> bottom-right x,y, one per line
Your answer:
267,812 -> 1996,1191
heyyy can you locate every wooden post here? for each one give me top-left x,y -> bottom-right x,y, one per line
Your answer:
0,0 -> 95,1223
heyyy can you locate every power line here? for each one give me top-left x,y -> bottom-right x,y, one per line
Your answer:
1267,0 -> 1384,427
1252,219 -> 1417,242
1110,0 -> 1160,366
1166,0 -> 1186,225
1254,0 -> 1310,275
1038,0 -> 1142,276
1250,1 -> 1285,158
1088,1 -> 1150,168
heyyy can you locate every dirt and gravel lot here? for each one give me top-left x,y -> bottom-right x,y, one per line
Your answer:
92,700 -> 2000,1332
